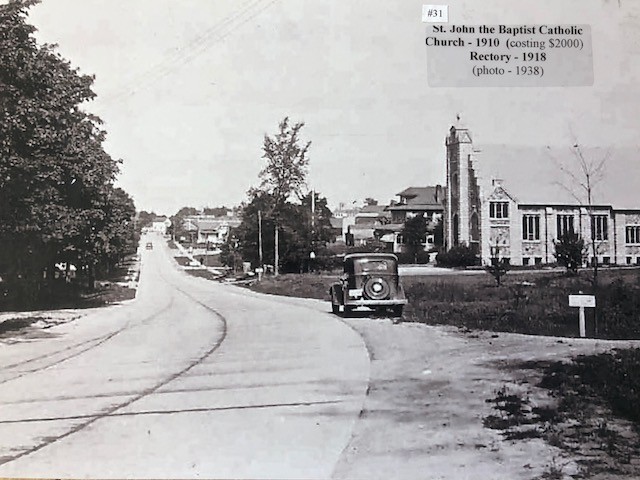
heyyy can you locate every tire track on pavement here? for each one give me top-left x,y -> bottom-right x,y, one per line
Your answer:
0,285 -> 227,467
0,297 -> 175,386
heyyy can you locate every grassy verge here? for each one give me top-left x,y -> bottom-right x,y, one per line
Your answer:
186,269 -> 224,281
248,268 -> 640,339
249,273 -> 337,300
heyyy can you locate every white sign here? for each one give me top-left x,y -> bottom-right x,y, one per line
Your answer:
569,295 -> 596,308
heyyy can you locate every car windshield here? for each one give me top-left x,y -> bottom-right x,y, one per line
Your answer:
353,258 -> 395,274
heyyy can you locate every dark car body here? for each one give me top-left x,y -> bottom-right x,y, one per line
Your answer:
329,253 -> 407,317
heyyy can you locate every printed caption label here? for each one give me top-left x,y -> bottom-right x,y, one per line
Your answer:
422,5 -> 448,23
426,25 -> 593,87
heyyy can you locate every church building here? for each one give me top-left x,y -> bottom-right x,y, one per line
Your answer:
443,123 -> 640,266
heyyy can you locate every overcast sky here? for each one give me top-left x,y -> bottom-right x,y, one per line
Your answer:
21,0 -> 640,214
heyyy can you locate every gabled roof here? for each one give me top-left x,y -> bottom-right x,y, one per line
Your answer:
473,144 -> 640,210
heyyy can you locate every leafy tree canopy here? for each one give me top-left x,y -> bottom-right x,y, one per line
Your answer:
258,117 -> 310,209
0,0 -> 136,304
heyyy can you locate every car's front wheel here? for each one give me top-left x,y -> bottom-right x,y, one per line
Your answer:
392,305 -> 404,318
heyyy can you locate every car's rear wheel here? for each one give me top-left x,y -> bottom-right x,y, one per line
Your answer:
392,305 -> 404,318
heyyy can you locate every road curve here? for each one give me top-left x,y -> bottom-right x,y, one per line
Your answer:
0,236 -> 370,479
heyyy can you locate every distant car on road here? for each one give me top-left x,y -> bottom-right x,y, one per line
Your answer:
329,253 -> 407,317
145,242 -> 153,250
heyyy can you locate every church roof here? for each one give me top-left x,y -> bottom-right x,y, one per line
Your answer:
471,144 -> 640,210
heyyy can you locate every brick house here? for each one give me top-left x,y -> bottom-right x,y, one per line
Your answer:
386,186 -> 445,223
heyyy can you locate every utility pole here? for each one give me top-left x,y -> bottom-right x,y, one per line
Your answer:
258,210 -> 263,268
311,189 -> 315,229
310,189 -> 316,273
274,226 -> 279,276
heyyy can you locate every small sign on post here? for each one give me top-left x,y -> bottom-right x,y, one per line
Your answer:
255,267 -> 264,281
569,294 -> 596,338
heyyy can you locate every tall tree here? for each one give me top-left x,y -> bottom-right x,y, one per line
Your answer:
551,142 -> 608,335
0,0 -> 131,303
225,191 -> 334,273
259,117 -> 311,207
551,143 -> 608,286
258,117 -> 311,274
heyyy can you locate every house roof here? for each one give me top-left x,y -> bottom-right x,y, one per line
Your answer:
184,217 -> 241,231
394,186 -> 444,206
359,205 -> 389,214
373,223 -> 405,232
472,144 -> 640,210
386,204 -> 444,212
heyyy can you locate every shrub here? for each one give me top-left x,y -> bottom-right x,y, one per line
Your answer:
486,258 -> 510,286
436,244 -> 478,267
554,232 -> 586,274
396,250 -> 431,265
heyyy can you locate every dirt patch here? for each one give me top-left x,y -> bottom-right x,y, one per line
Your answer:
0,311 -> 85,341
481,350 -> 640,479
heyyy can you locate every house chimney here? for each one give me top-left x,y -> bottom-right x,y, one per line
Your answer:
435,185 -> 442,203
492,178 -> 503,187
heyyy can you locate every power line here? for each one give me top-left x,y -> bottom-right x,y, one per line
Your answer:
102,0 -> 280,106
102,0 -> 267,103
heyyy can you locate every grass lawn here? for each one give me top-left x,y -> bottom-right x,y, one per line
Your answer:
249,267 -> 640,340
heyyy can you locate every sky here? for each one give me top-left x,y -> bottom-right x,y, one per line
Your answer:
19,0 -> 640,215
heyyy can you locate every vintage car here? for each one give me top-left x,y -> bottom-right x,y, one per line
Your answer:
329,253 -> 408,317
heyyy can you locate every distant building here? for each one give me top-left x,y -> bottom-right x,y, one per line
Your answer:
386,186 -> 445,223
444,123 -> 640,266
339,205 -> 392,245
151,217 -> 171,235
377,187 -> 445,253
329,217 -> 344,242
181,215 -> 241,246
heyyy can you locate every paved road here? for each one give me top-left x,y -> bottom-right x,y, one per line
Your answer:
0,237 -> 370,479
